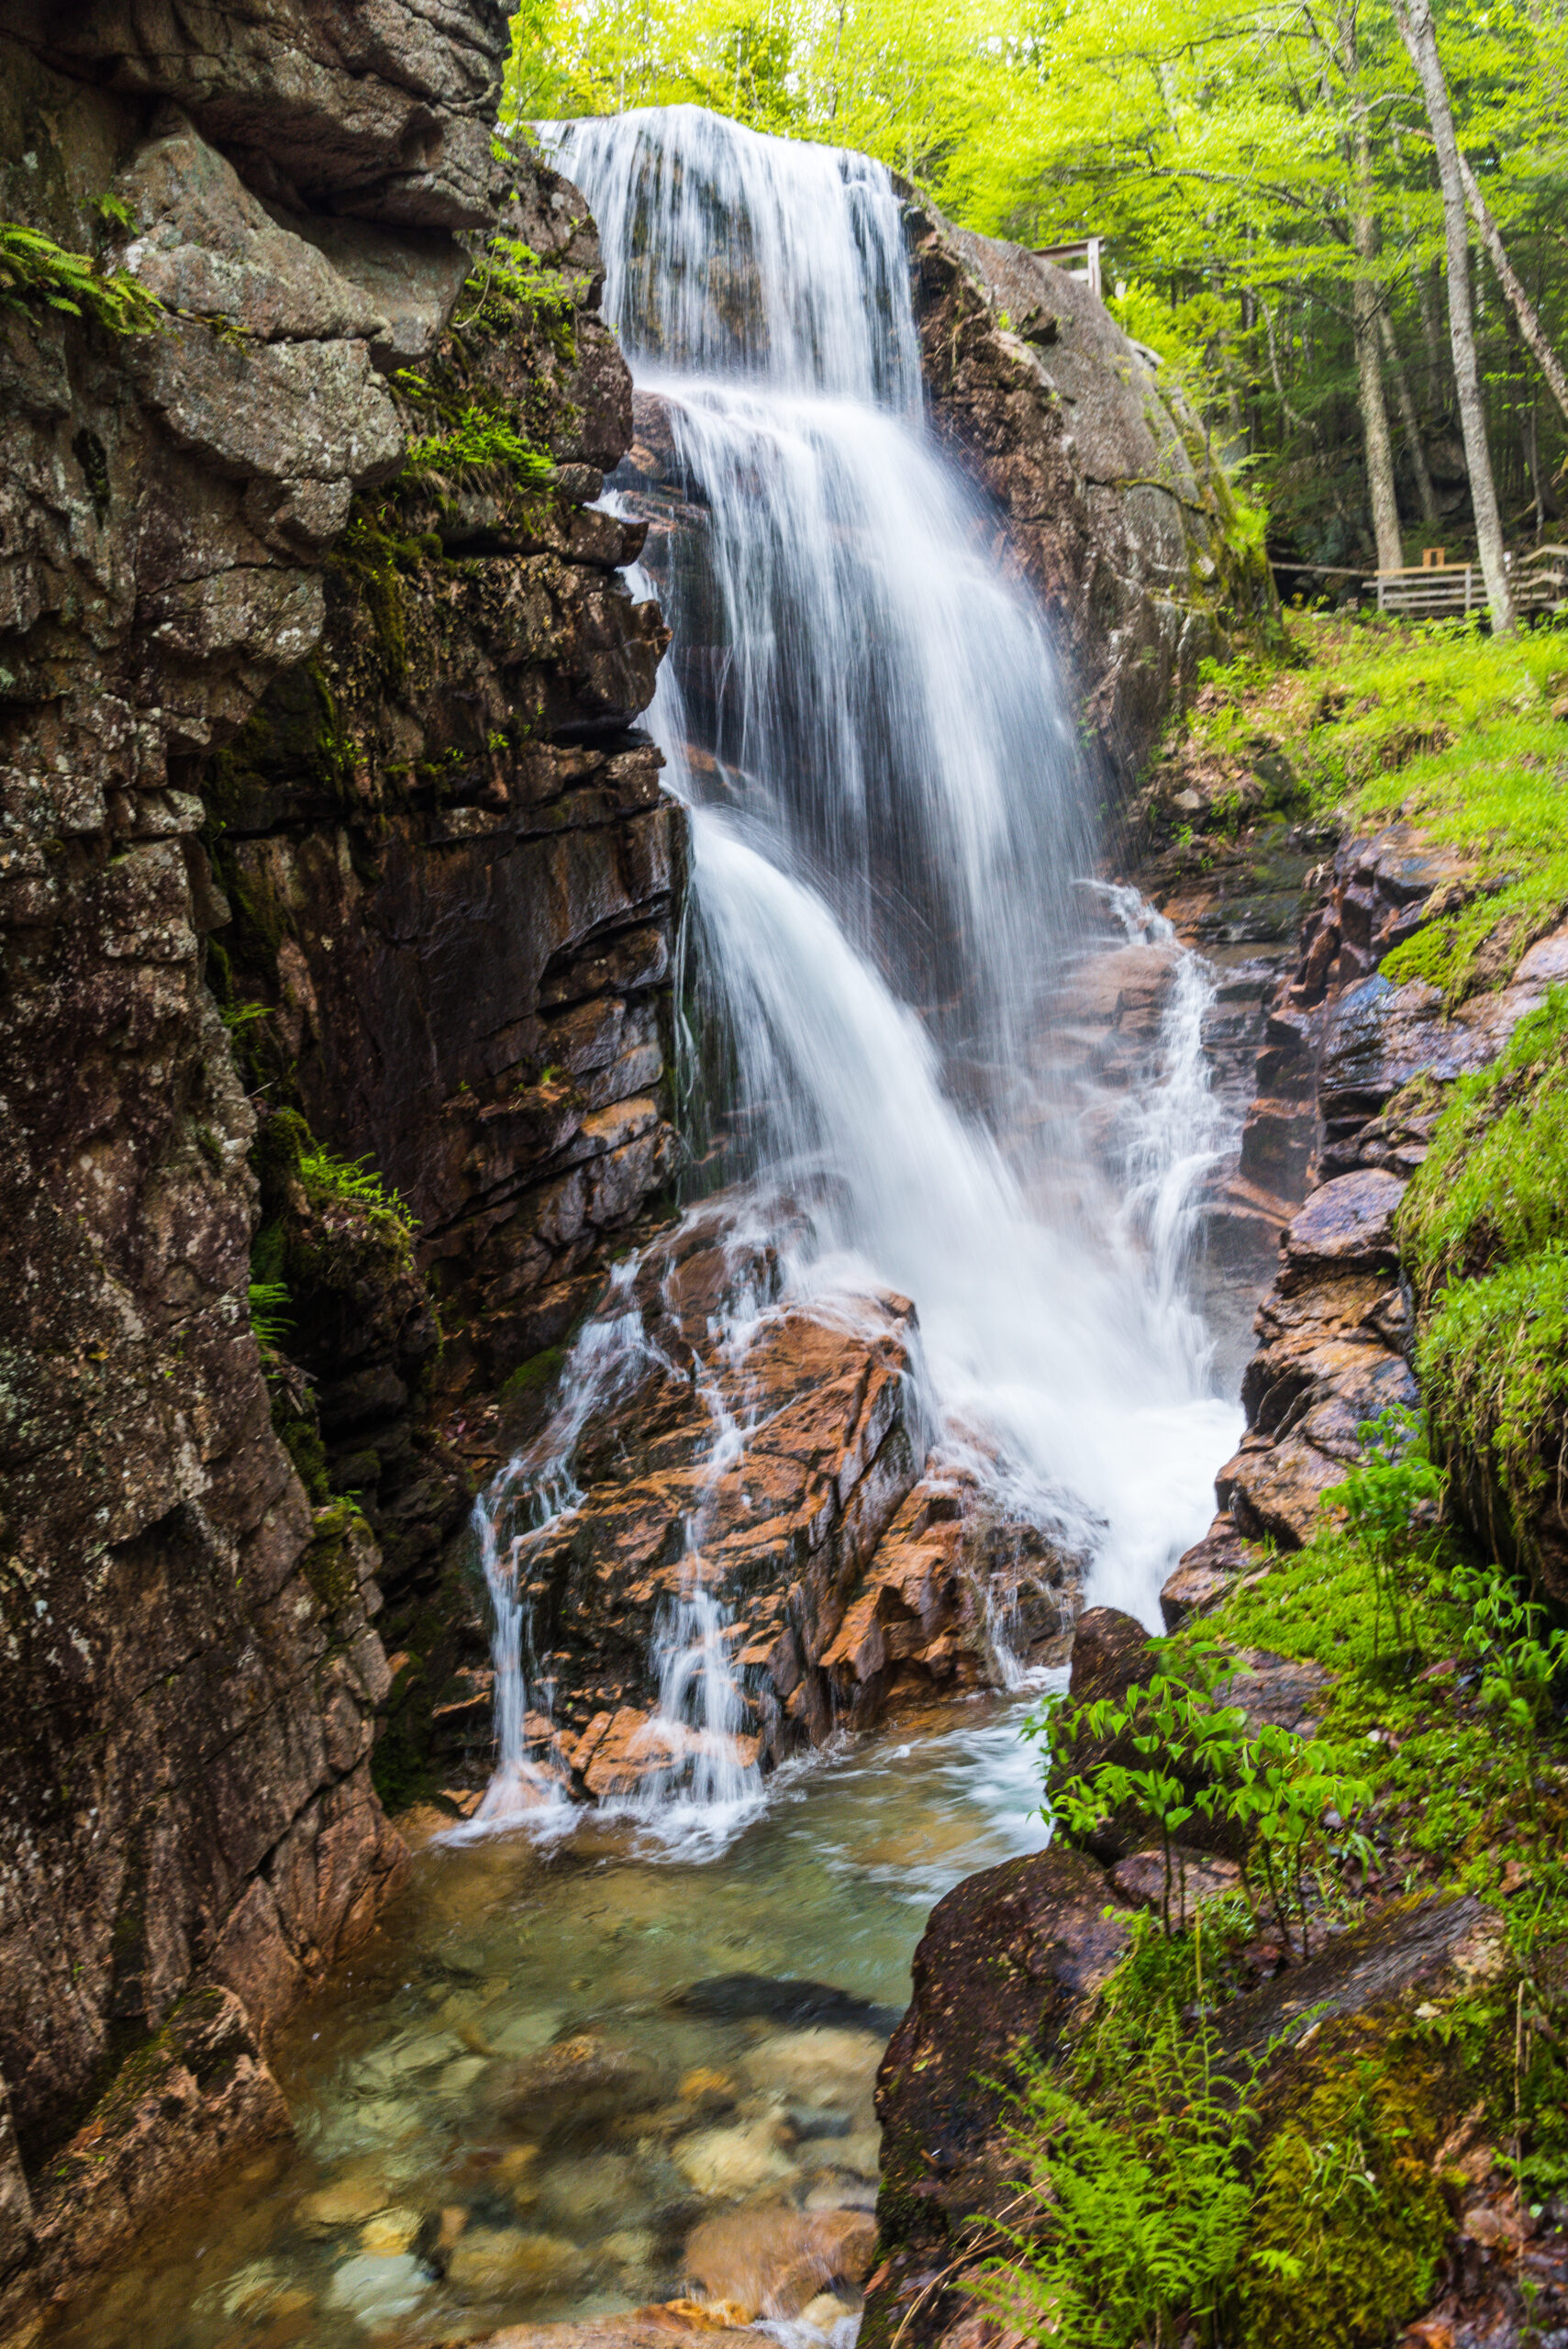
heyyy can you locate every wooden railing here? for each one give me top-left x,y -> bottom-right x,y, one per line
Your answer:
1030,235 -> 1103,303
1362,545 -> 1568,618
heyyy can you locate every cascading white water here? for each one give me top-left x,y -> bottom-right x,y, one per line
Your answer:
468,104 -> 1241,1828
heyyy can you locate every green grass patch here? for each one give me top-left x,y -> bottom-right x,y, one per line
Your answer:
1396,992 -> 1568,1566
1183,613 -> 1568,1006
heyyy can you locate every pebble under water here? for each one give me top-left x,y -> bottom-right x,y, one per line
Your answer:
58,1690 -> 1055,2349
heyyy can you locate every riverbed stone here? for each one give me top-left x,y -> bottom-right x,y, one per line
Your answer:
684,2206 -> 878,2319
673,2113 -> 795,2197
448,2226 -> 591,2297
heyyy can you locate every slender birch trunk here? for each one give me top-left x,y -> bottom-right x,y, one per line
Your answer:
1393,0 -> 1515,626
1352,135 -> 1405,572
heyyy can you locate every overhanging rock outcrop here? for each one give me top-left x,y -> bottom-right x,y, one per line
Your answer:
906,206 -> 1276,784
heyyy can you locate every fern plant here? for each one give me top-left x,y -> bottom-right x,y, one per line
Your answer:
0,221 -> 162,334
969,1949 -> 1259,2349
404,400 -> 554,486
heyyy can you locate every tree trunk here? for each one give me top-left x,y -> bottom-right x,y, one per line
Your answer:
1377,308 -> 1442,529
1351,142 -> 1405,572
1456,148 -> 1568,428
1393,0 -> 1515,626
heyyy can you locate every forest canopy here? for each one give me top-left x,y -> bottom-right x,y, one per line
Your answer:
504,0 -> 1568,579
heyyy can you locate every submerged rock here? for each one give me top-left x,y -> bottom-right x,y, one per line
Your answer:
667,1976 -> 901,2035
684,2206 -> 877,2320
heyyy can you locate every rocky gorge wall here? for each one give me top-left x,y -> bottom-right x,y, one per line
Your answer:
0,6 -> 691,2329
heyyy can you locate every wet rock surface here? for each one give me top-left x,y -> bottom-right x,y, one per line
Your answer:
906,214 -> 1275,781
1162,818 -> 1568,1602
436,1207 -> 1080,1803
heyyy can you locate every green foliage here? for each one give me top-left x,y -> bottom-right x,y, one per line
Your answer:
1039,1648 -> 1370,1953
404,401 -> 555,488
454,235 -> 579,339
971,1916 -> 1260,2349
296,1138 -> 417,1251
1393,991 -> 1568,1563
1240,2030 -> 1452,2349
1319,1407 -> 1445,1658
1186,616 -> 1568,1009
0,219 -> 163,335
247,1278 -> 292,1353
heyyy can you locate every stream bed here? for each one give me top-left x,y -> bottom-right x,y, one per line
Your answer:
59,1689 -> 1055,2349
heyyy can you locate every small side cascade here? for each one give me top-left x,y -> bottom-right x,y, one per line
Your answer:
618,1569 -> 767,1835
1102,882 -> 1233,1354
463,1495 -> 569,1831
460,1264 -> 681,1835
464,1220 -> 794,1837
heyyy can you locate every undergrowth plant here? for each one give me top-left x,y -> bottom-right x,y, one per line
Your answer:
970,1915 -> 1262,2349
1040,1651 -> 1370,1954
0,220 -> 162,334
247,1278 -> 292,1355
404,398 -> 555,487
1318,1406 -> 1445,1659
453,234 -> 579,333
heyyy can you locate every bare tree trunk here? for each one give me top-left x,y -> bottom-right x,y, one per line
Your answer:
1456,149 -> 1568,428
1377,308 -> 1442,528
1351,164 -> 1404,568
1393,0 -> 1515,625
1329,6 -> 1404,573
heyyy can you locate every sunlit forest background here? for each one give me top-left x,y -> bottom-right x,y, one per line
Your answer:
503,0 -> 1568,573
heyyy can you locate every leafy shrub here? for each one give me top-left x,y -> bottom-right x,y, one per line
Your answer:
1318,1407 -> 1445,1657
1039,1650 -> 1370,1954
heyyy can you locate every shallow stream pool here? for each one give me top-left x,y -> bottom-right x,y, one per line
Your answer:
59,1687 -> 1056,2349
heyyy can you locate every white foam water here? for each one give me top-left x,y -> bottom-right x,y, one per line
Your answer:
467,103 -> 1242,1831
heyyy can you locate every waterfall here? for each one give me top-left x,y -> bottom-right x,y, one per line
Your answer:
466,104 -> 1240,1830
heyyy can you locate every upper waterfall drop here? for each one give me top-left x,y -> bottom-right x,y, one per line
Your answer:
543,104 -> 922,406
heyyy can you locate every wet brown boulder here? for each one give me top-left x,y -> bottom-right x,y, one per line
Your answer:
865,1846 -> 1130,2349
1280,1166 -> 1407,1286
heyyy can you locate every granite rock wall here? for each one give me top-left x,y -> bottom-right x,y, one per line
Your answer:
0,6 -> 680,2326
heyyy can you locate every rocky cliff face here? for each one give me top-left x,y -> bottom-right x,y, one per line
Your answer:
0,8 -> 682,2327
907,210 -> 1275,784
